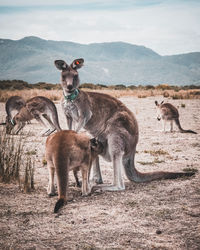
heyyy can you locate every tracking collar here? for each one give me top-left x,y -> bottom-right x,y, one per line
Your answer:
64,88 -> 79,102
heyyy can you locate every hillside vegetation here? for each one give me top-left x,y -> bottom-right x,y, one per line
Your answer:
0,36 -> 200,85
0,80 -> 200,102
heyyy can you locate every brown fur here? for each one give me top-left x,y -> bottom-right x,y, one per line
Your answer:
45,130 -> 103,213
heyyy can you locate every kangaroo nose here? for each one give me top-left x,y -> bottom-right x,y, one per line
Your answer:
67,85 -> 73,90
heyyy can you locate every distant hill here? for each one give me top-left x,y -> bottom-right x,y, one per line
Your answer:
0,36 -> 200,85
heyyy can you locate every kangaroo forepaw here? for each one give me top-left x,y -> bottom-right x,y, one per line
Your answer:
41,129 -> 50,137
41,128 -> 56,137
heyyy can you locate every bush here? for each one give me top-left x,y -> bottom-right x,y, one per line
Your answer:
0,80 -> 29,90
145,85 -> 155,90
108,84 -> 126,90
156,84 -> 171,90
79,83 -> 97,89
96,84 -> 108,89
163,91 -> 170,98
127,85 -> 137,90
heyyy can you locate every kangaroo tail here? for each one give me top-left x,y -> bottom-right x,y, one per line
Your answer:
123,153 -> 195,183
54,198 -> 65,213
175,118 -> 197,134
54,159 -> 68,213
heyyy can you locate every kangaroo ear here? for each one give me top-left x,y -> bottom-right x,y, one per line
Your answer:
155,101 -> 158,106
54,60 -> 69,71
71,58 -> 84,70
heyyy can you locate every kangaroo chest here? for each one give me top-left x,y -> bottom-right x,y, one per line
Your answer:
62,100 -> 80,121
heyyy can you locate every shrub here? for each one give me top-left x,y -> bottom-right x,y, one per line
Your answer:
79,83 -> 97,89
0,80 -> 29,90
156,84 -> 171,90
145,85 -> 155,90
108,84 -> 126,90
127,85 -> 137,90
97,84 -> 108,89
163,91 -> 170,98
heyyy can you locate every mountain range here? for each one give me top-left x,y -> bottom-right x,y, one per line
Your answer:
0,36 -> 200,85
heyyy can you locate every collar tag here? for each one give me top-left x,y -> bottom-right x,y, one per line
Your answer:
64,89 -> 79,102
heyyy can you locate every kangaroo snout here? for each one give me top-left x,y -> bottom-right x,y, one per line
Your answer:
67,84 -> 73,91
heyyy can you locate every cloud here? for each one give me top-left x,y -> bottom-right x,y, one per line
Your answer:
0,0 -> 200,55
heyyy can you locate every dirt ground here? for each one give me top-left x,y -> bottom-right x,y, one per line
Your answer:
0,96 -> 200,250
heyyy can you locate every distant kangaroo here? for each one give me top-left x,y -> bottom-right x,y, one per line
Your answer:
54,58 -> 195,192
6,96 -> 61,136
45,130 -> 103,213
155,101 -> 197,134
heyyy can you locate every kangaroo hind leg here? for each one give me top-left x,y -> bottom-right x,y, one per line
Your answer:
47,161 -> 56,197
94,152 -> 125,192
90,156 -> 103,185
81,164 -> 92,196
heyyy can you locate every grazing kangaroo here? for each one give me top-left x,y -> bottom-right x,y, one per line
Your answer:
5,95 -> 26,120
45,130 -> 103,213
0,96 -> 26,131
155,101 -> 197,134
54,58 -> 195,191
6,96 -> 61,136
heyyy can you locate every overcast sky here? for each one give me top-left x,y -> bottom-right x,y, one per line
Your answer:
0,0 -> 200,55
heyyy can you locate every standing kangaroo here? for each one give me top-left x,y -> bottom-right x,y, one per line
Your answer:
54,58 -> 195,191
155,101 -> 197,134
6,96 -> 61,136
45,130 -> 103,213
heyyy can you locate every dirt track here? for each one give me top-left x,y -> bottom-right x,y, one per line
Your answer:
0,96 -> 200,249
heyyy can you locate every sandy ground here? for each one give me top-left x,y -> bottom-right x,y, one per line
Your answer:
0,95 -> 200,250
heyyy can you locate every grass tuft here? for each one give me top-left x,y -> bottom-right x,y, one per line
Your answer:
143,149 -> 169,156
0,129 -> 35,193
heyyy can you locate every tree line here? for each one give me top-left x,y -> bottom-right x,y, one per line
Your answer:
0,80 -> 199,91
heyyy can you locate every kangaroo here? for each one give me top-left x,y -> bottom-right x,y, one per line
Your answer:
155,101 -> 197,134
45,130 -> 103,213
54,58 -> 195,192
5,95 -> 26,120
6,96 -> 61,136
0,96 -> 26,130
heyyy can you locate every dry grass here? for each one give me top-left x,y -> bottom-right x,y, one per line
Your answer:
0,97 -> 199,249
0,88 -> 200,102
0,89 -> 62,102
143,149 -> 169,156
0,129 -> 35,193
